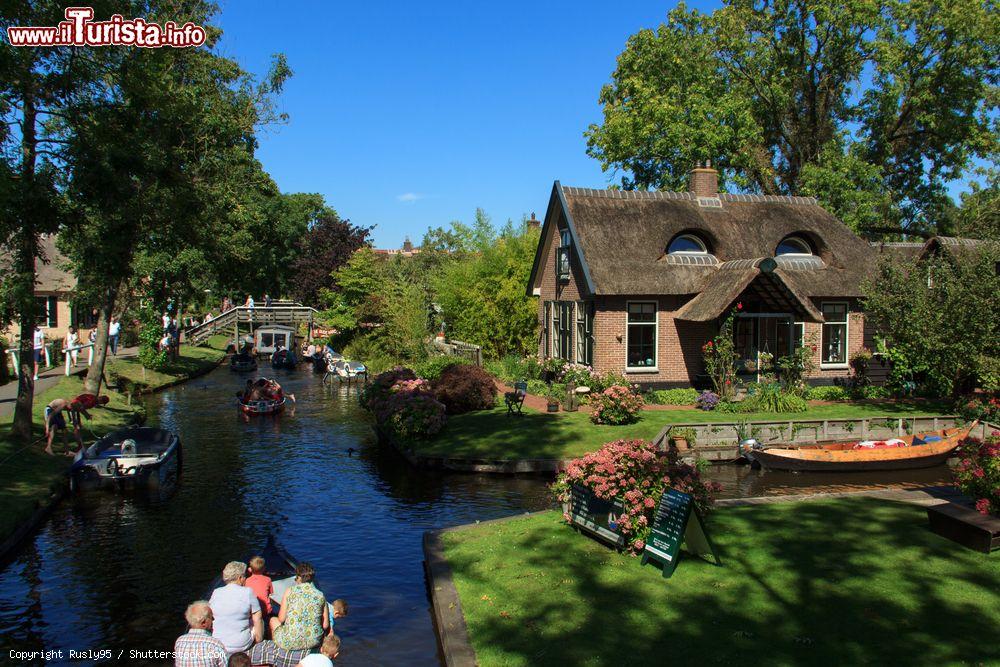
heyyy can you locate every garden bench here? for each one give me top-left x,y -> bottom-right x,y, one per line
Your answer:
505,381 -> 527,416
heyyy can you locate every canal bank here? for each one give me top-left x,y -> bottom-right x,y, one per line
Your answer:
0,336 -> 229,560
427,489 -> 1000,667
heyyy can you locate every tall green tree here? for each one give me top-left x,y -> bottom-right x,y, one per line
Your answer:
0,1 -> 113,440
862,244 -> 1000,396
61,1 -> 291,389
586,0 -> 999,235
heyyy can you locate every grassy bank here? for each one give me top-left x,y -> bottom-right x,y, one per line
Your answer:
0,336 -> 228,547
439,499 -> 1000,666
105,334 -> 228,393
409,401 -> 948,460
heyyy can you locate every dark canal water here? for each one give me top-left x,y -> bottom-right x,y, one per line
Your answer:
0,366 -> 953,665
0,367 -> 551,666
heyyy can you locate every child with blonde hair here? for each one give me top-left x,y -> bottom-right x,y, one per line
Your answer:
244,556 -> 273,618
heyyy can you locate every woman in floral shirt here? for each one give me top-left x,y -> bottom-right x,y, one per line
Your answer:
269,562 -> 328,651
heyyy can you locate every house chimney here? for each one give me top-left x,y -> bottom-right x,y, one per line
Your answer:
689,159 -> 718,197
527,212 -> 540,229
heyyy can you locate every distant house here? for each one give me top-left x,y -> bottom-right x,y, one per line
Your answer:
2,235 -> 96,343
373,238 -> 422,257
525,164 -> 983,388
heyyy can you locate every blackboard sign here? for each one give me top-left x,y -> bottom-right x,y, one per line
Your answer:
568,484 -> 625,548
641,488 -> 721,578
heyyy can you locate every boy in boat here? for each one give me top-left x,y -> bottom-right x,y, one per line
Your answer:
244,556 -> 274,622
264,378 -> 295,404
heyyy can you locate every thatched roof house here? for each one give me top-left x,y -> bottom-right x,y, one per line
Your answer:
526,165 -> 986,388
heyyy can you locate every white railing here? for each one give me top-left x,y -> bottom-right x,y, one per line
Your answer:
62,342 -> 95,376
5,341 -> 97,377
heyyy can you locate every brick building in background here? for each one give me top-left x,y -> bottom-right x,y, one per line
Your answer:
526,163 -> 975,389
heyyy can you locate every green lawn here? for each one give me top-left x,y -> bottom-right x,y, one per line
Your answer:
104,334 -> 228,393
409,401 -> 948,460
440,499 -> 1000,667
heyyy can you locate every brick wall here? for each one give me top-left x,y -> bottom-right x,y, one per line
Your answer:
537,212 -> 586,358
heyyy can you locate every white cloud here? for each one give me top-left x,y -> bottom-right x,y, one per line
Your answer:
396,192 -> 424,203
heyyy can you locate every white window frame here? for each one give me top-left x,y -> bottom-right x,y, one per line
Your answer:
625,300 -> 658,372
776,236 -> 813,257
820,302 -> 849,369
667,233 -> 709,255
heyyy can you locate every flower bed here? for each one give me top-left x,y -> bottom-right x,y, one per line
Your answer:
362,368 -> 446,438
955,430 -> 1000,516
552,439 -> 720,552
590,385 -> 644,425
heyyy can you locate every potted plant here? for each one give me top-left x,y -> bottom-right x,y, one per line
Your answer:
670,427 -> 698,451
545,389 -> 562,412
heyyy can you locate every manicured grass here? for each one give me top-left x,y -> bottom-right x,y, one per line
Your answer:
104,334 -> 228,392
410,401 -> 949,460
440,498 -> 1000,666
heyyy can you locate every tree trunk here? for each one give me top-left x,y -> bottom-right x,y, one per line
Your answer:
11,84 -> 40,443
84,285 -> 118,395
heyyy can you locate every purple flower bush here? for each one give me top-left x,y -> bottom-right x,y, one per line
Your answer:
553,439 -> 722,553
695,390 -> 720,411
590,385 -> 645,425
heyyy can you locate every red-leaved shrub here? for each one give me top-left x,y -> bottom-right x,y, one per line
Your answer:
434,364 -> 497,414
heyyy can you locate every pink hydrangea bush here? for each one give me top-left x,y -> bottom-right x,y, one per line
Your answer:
362,368 -> 446,439
590,385 -> 645,425
552,439 -> 722,553
955,431 -> 1000,516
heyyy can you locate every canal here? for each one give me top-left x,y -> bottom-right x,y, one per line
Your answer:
0,366 -> 952,665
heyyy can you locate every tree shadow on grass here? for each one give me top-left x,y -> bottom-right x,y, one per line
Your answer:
442,498 -> 1000,666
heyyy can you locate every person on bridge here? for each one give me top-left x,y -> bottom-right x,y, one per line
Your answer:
264,293 -> 273,308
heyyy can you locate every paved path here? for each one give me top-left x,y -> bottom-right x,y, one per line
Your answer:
0,346 -> 138,420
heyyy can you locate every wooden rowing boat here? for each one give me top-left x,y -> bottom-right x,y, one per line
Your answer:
741,422 -> 975,472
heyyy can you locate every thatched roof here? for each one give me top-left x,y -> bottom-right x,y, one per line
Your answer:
920,236 -> 988,262
0,234 -> 76,293
528,182 -> 877,299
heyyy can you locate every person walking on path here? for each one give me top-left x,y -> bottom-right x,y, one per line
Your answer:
162,312 -> 171,333
64,327 -> 80,367
32,325 -> 46,380
264,294 -> 272,308
108,316 -> 121,356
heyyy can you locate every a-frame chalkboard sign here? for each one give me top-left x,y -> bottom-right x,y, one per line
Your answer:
641,488 -> 721,578
568,484 -> 625,548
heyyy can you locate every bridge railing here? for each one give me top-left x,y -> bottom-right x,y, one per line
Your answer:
185,304 -> 320,345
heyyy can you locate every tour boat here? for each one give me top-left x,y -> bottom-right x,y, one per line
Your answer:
237,396 -> 286,416
69,426 -> 181,492
739,422 -> 975,472
271,348 -> 298,369
230,353 -> 258,373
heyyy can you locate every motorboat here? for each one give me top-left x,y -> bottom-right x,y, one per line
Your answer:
69,426 -> 181,492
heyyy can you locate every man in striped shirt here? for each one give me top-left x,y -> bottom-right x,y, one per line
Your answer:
175,601 -> 228,667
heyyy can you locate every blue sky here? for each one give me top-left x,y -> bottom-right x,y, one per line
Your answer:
215,0 -> 724,248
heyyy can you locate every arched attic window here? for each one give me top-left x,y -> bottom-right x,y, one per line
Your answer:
775,236 -> 813,256
667,233 -> 709,254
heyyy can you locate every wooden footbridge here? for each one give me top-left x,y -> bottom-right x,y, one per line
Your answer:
185,300 -> 320,345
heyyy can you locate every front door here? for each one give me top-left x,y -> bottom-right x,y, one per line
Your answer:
734,314 -> 794,382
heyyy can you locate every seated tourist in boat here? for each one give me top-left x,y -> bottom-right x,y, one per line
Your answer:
264,378 -> 295,404
245,556 -> 274,621
227,652 -> 251,667
296,633 -> 342,666
269,562 -> 328,652
175,601 -> 228,667
209,561 -> 263,655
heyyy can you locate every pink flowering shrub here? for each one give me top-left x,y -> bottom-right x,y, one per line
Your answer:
590,385 -> 644,425
360,367 -> 418,413
553,439 -> 722,553
954,431 -> 1000,516
362,368 -> 446,439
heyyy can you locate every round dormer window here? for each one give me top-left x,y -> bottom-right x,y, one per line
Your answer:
667,234 -> 708,254
775,236 -> 812,256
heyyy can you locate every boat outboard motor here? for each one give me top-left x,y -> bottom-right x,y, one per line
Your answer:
739,438 -> 762,468
120,439 -> 138,458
